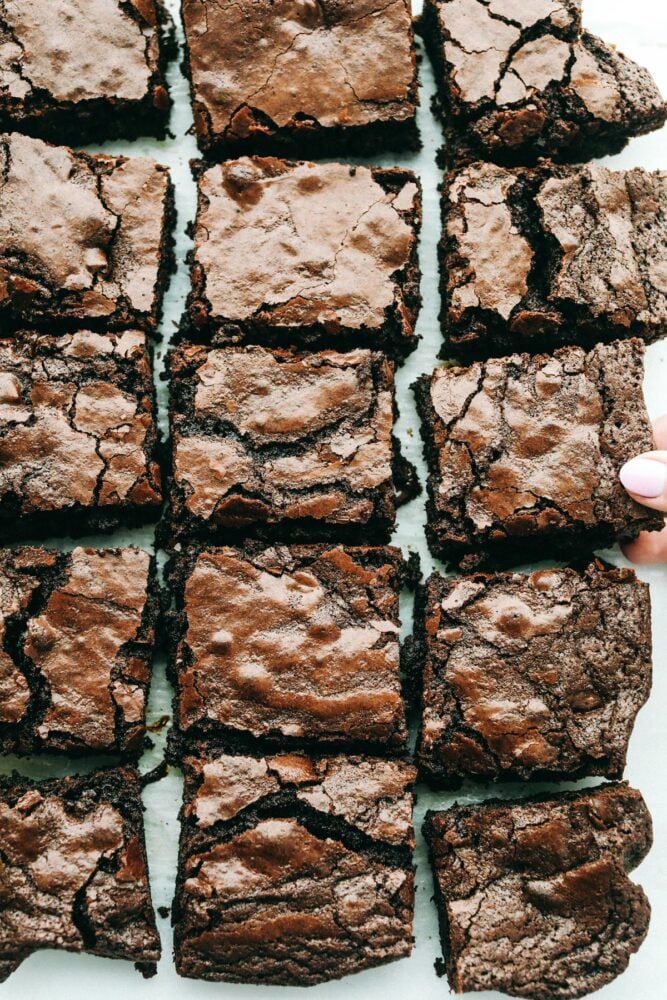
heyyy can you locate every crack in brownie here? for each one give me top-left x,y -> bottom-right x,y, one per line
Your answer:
441,160 -> 667,359
183,158 -> 422,359
166,543 -> 416,754
423,783 -> 652,999
173,749 -> 416,984
421,0 -> 666,166
0,331 -> 162,540
0,133 -> 174,334
166,344 -> 417,544
414,562 -> 652,786
0,766 -> 161,980
414,340 -> 663,569
0,0 -> 174,142
0,546 -> 159,756
180,0 -> 419,157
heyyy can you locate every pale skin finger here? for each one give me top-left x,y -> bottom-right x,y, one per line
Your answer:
621,415 -> 667,564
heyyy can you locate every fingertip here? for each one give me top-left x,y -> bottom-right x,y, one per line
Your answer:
622,523 -> 667,565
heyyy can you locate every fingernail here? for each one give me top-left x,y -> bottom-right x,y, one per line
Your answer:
620,457 -> 667,498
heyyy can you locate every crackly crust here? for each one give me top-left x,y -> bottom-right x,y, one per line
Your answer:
423,783 -> 652,998
414,339 -> 663,569
173,748 -> 416,985
0,546 -> 159,756
415,562 -> 652,786
0,766 -> 161,981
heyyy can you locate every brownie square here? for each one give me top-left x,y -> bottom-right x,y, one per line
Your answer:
184,158 -> 422,359
181,0 -> 419,157
166,543 -> 413,752
166,345 -> 412,544
0,766 -> 161,980
423,784 -> 652,999
414,340 -> 663,569
0,133 -> 174,334
421,0 -> 666,166
0,330 -> 162,540
0,546 -> 159,756
415,562 -> 652,787
441,160 -> 667,359
0,1 -> 174,143
173,749 -> 416,984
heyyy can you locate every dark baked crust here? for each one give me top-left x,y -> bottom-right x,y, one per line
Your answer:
165,543 -> 414,754
0,1 -> 175,143
420,0 -> 666,167
0,133 -> 175,335
172,749 -> 416,984
414,339 -> 664,569
415,562 -> 652,786
0,546 -> 160,756
181,0 -> 419,157
165,344 -> 411,544
0,331 -> 162,540
182,158 -> 422,360
423,783 -> 652,999
0,766 -> 161,980
441,160 -> 667,359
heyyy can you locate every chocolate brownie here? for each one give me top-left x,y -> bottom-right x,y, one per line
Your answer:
166,544 -> 415,753
173,749 -> 416,984
0,1 -> 174,143
0,766 -> 161,980
166,345 -> 416,544
415,562 -> 652,786
441,160 -> 667,359
414,340 -> 663,569
0,331 -> 162,540
423,783 -> 652,999
181,0 -> 419,158
0,133 -> 174,334
421,0 -> 666,166
0,546 -> 159,756
183,158 -> 422,359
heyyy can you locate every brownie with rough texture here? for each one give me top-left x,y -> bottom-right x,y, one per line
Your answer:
414,340 -> 663,569
166,543 -> 416,753
166,345 -> 416,544
423,783 -> 652,999
415,562 -> 652,787
173,749 -> 416,984
441,160 -> 667,359
0,0 -> 174,142
183,158 -> 422,359
0,331 -> 162,540
181,0 -> 419,157
0,546 -> 159,756
0,133 -> 174,334
0,766 -> 161,980
421,0 -> 666,166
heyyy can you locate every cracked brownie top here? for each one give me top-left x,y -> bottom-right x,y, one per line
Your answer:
173,749 -> 416,985
0,330 -> 162,539
0,134 -> 173,333
185,157 -> 422,357
416,562 -> 652,786
0,766 -> 161,982
181,0 -> 419,155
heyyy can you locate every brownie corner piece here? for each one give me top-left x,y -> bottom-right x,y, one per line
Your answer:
0,765 -> 161,980
414,339 -> 663,568
181,0 -> 419,157
185,157 -> 422,358
423,783 -> 652,999
173,749 -> 416,984
167,345 -> 403,544
0,545 -> 159,756
0,330 -> 162,540
0,1 -> 174,143
416,562 -> 652,787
